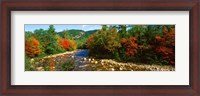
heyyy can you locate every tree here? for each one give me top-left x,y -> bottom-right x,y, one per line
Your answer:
45,25 -> 64,54
68,40 -> 77,50
25,31 -> 33,39
25,36 -> 41,58
102,25 -> 108,31
86,27 -> 121,58
154,26 -> 175,64
121,37 -> 138,56
104,28 -> 121,53
59,38 -> 70,50
118,25 -> 128,38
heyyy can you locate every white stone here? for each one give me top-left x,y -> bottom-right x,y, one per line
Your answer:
83,58 -> 87,61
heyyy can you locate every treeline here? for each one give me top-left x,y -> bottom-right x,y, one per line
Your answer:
86,25 -> 175,65
25,25 -> 76,58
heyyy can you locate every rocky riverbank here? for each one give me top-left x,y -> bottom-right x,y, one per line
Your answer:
30,49 -> 175,71
31,51 -> 76,71
74,58 -> 175,71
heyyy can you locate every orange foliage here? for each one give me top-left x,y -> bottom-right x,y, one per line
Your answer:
155,26 -> 175,64
25,36 -> 40,58
86,34 -> 95,48
121,37 -> 138,56
59,38 -> 70,50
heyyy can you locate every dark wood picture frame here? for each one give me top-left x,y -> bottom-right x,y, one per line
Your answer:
0,0 -> 199,95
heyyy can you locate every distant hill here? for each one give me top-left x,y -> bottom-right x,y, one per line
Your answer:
57,29 -> 98,39
86,30 -> 98,34
57,29 -> 84,37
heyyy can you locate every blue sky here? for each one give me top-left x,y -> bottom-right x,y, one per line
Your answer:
25,24 -> 102,32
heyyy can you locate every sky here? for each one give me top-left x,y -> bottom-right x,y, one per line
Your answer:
25,24 -> 102,32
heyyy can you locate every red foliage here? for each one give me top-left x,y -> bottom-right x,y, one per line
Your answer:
155,36 -> 164,41
154,27 -> 175,64
25,37 -> 41,58
121,37 -> 138,56
59,38 -> 70,50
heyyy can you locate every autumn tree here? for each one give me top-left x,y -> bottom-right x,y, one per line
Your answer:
59,38 -> 70,50
154,26 -> 175,64
121,37 -> 138,56
25,36 -> 41,58
86,34 -> 95,49
86,27 -> 121,58
68,40 -> 77,50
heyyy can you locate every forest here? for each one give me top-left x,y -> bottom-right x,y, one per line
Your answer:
25,25 -> 175,71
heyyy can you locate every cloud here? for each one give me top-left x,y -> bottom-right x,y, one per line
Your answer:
82,25 -> 88,28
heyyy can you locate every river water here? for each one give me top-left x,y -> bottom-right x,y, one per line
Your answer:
73,49 -> 91,70
74,49 -> 89,58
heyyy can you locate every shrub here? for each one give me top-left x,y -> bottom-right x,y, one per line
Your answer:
61,61 -> 75,71
25,55 -> 36,71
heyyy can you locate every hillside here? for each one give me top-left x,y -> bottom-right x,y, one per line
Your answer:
57,29 -> 98,40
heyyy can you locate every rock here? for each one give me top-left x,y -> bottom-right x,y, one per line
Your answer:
83,58 -> 87,61
35,62 -> 39,65
30,58 -> 34,63
37,67 -> 43,71
91,61 -> 94,63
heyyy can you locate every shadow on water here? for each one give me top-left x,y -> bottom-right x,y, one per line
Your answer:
74,49 -> 89,58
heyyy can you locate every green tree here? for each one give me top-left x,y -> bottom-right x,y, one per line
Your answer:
118,25 -> 128,38
45,25 -> 64,54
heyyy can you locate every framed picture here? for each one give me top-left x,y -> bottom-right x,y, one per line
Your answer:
0,0 -> 199,95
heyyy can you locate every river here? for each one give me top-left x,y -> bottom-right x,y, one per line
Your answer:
73,49 -> 91,70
